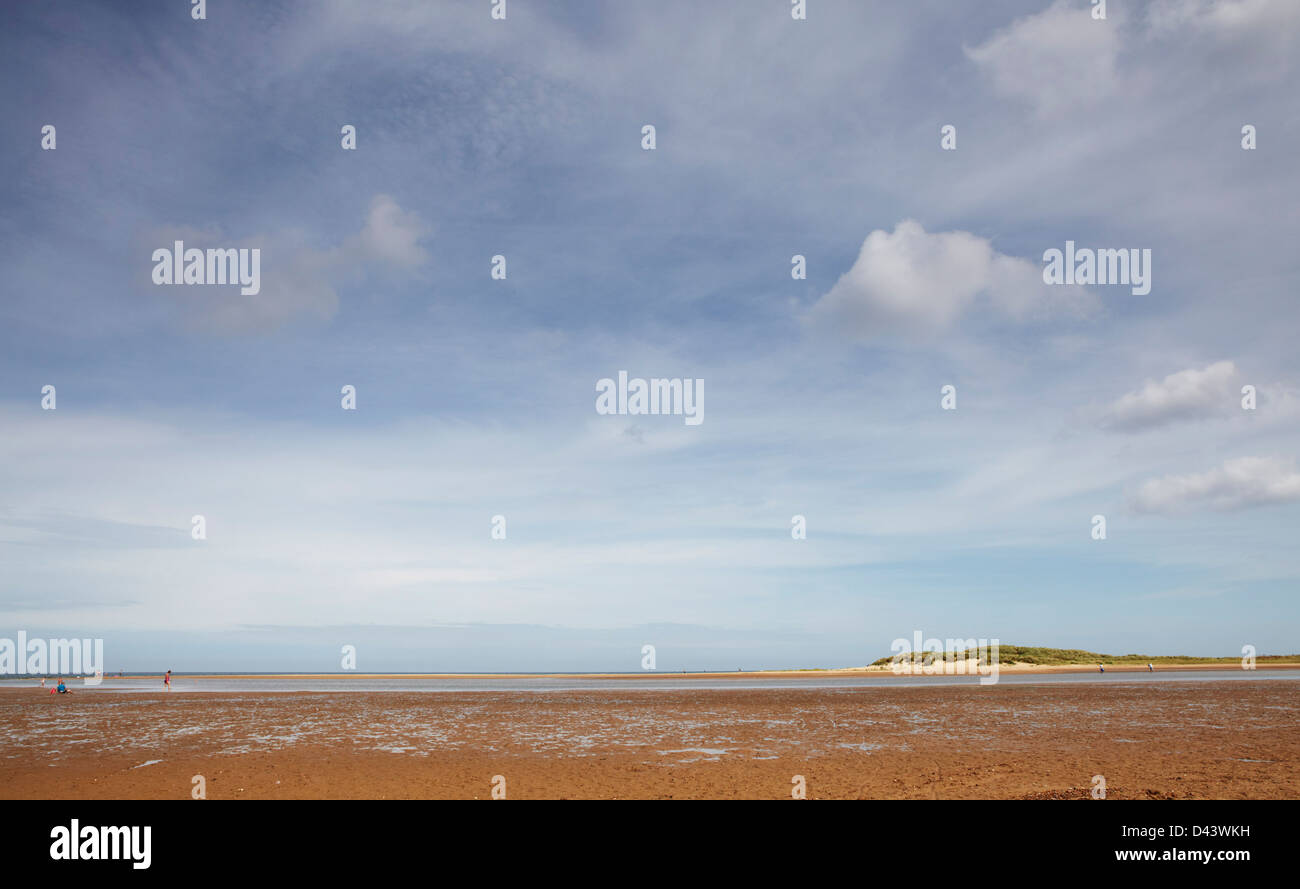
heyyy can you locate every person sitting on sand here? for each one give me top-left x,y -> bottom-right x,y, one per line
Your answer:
56,678 -> 70,694
1098,664 -> 1105,673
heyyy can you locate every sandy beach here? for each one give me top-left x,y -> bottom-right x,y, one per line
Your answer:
3,676 -> 1296,799
42,662 -> 1300,682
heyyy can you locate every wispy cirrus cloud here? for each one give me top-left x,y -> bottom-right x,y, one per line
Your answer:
964,0 -> 1121,117
1148,0 -> 1300,38
968,0 -> 1300,121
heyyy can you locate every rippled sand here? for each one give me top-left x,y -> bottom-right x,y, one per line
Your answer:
3,680 -> 1296,799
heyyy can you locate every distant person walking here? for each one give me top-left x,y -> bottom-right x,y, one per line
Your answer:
164,670 -> 172,692
1147,663 -> 1153,672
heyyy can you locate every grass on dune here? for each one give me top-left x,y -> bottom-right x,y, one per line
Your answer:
870,645 -> 1296,667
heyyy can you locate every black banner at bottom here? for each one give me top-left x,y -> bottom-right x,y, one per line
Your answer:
4,800 -> 1283,876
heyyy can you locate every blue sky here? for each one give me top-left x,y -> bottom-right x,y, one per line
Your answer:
2,0 -> 1298,671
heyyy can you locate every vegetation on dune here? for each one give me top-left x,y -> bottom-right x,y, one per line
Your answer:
869,645 -> 1297,667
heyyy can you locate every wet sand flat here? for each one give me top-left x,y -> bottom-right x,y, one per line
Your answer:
2,680 -> 1296,799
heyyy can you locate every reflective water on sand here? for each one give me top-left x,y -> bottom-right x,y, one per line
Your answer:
41,669 -> 1300,693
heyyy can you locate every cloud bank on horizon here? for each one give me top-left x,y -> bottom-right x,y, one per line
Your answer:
1,0 -> 1297,669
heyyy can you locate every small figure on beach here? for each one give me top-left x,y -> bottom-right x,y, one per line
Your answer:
56,678 -> 70,694
1098,664 -> 1105,673
164,670 -> 172,691
1147,663 -> 1153,672
39,677 -> 45,690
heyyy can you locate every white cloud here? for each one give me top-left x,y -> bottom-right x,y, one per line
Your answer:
1148,0 -> 1300,35
340,194 -> 430,268
805,219 -> 1092,337
966,0 -> 1296,120
965,0 -> 1121,117
1133,456 -> 1300,513
1102,360 -> 1240,431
